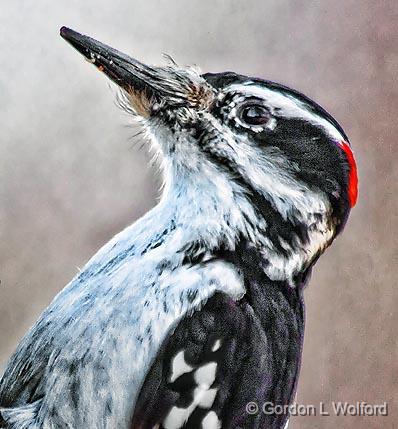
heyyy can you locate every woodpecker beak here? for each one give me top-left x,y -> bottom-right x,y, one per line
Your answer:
60,27 -> 214,118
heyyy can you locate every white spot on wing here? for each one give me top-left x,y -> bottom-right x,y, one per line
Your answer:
169,350 -> 193,383
194,385 -> 218,408
163,406 -> 191,429
194,362 -> 217,386
202,411 -> 221,429
212,339 -> 222,352
164,362 -> 218,428
163,386 -> 218,429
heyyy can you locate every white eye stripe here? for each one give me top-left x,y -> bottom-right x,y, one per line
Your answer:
223,83 -> 345,142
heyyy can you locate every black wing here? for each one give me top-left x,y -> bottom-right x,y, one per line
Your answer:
132,283 -> 304,429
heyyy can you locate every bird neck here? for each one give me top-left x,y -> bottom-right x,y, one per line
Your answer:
157,164 -> 332,287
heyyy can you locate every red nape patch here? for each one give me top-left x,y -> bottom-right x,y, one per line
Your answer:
338,140 -> 358,207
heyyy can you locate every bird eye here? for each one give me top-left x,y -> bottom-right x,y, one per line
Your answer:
239,104 -> 270,126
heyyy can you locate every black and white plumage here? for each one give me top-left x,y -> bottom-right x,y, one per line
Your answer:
0,28 -> 358,429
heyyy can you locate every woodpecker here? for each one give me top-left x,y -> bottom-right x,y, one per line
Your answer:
0,28 -> 357,429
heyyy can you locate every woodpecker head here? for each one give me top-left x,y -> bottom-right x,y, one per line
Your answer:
61,27 -> 357,281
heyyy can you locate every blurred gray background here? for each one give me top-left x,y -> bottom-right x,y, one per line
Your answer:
0,1 -> 397,427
